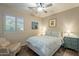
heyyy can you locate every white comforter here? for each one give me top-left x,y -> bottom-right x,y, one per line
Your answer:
26,36 -> 63,56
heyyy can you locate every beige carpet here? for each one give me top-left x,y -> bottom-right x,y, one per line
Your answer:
16,45 -> 78,56
16,45 -> 38,56
63,49 -> 78,56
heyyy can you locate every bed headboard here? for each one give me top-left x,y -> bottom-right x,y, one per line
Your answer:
45,30 -> 62,37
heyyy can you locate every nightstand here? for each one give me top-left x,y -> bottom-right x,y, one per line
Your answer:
63,36 -> 79,51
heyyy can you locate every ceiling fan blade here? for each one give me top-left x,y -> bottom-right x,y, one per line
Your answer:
43,9 -> 47,13
46,3 -> 53,8
28,7 -> 37,9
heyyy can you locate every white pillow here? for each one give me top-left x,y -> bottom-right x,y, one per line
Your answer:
0,38 -> 10,47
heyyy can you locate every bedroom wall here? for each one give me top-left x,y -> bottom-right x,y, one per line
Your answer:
0,5 -> 42,45
0,8 -> 3,37
42,7 -> 79,36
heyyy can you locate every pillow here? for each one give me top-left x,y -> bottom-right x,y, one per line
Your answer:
0,38 -> 10,47
45,30 -> 52,36
51,32 -> 61,37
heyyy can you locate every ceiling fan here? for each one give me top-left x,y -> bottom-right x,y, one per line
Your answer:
28,3 -> 53,13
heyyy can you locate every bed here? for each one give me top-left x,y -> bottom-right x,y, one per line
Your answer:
26,31 -> 63,56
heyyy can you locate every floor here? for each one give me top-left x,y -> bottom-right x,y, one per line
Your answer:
16,45 -> 78,56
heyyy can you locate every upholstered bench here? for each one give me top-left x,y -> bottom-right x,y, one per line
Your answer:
0,38 -> 21,56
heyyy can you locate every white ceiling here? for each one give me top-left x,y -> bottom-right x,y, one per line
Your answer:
1,3 -> 79,18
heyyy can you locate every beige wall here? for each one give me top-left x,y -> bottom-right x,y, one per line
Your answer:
42,7 -> 79,36
0,5 -> 42,45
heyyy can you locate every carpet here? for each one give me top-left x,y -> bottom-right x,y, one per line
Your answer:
16,45 -> 78,56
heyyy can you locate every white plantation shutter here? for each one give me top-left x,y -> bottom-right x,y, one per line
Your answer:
5,16 -> 15,32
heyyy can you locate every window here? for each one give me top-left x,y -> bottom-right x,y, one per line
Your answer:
17,17 -> 24,31
5,16 -> 15,32
5,16 -> 24,32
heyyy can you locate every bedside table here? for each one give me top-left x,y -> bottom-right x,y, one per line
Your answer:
63,36 -> 79,51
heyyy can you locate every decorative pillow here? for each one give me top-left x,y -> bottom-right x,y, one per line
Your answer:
0,38 -> 10,47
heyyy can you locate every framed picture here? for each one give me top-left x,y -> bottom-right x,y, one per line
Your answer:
32,21 -> 38,30
49,19 -> 56,27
